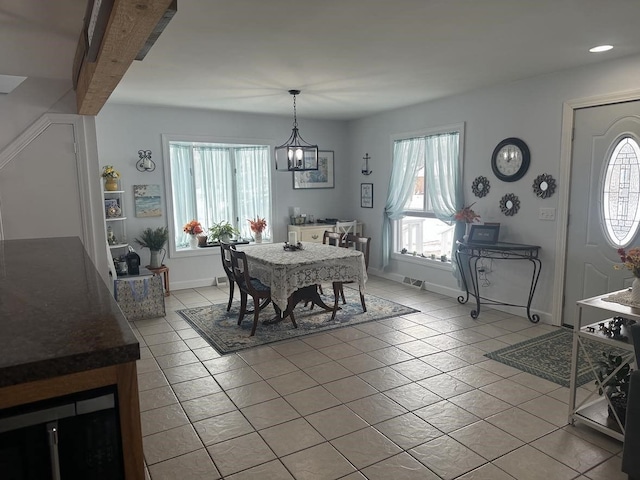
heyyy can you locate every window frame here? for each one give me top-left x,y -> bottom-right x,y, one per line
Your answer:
390,123 -> 465,264
162,133 -> 275,258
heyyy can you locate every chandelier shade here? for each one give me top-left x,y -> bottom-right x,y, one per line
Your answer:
275,90 -> 319,172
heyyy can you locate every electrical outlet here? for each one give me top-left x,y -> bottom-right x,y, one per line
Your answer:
539,207 -> 556,221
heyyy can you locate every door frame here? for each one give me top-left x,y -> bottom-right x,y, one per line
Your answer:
553,88 -> 640,325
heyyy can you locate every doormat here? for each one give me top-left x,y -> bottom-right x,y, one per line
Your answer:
484,328 -> 630,387
176,289 -> 418,355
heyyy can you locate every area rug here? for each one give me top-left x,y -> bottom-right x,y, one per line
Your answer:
177,289 -> 419,354
484,328 -> 630,387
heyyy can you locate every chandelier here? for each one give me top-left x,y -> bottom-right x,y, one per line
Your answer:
275,90 -> 319,171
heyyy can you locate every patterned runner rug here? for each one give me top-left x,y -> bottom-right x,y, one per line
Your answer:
177,289 -> 418,354
485,328 -> 630,387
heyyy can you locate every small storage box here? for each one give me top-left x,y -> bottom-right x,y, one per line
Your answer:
114,275 -> 165,321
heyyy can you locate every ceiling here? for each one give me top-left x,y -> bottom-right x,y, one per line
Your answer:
3,0 -> 640,120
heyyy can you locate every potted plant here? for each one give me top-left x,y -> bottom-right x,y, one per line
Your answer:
134,227 -> 168,268
208,221 -> 239,244
596,351 -> 632,426
248,216 -> 267,243
183,220 -> 204,248
101,165 -> 120,191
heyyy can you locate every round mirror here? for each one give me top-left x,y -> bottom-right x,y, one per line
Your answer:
506,200 -> 513,209
472,176 -> 490,198
540,181 -> 548,191
477,183 -> 484,191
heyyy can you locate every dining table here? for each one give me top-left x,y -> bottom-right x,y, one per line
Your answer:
238,242 -> 368,320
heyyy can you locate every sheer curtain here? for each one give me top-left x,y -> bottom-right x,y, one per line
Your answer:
170,144 -> 197,248
235,147 -> 271,239
382,138 -> 425,269
194,146 -> 233,232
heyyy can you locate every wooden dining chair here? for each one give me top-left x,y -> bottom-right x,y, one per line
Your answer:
219,241 -> 237,311
314,230 -> 345,297
335,220 -> 357,243
332,234 -> 371,319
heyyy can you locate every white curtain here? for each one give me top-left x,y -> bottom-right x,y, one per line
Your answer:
235,147 -> 271,239
170,144 -> 197,248
382,138 -> 425,268
194,146 -> 233,232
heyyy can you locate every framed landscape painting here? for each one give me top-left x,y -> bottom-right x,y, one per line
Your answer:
134,184 -> 162,217
293,151 -> 335,189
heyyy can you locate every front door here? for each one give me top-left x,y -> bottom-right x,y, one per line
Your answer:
563,100 -> 640,326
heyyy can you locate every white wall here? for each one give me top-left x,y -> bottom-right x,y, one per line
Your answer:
345,53 -> 640,323
95,104 -> 350,289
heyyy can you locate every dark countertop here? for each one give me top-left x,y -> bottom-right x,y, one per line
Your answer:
0,237 -> 140,388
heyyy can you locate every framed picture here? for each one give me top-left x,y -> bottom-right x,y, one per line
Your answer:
293,151 -> 335,189
134,184 -> 162,217
361,183 -> 373,208
468,224 -> 500,244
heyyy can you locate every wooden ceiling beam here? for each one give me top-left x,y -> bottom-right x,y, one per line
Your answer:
75,0 -> 175,116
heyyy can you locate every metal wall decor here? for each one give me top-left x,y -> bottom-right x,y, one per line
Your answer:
136,149 -> 156,172
471,176 -> 490,197
532,173 -> 556,199
499,193 -> 520,216
361,153 -> 373,175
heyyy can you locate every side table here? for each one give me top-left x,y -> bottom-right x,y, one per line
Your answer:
145,265 -> 170,296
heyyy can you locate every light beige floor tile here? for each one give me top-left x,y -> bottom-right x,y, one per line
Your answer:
242,397 -> 300,430
284,385 -> 341,416
139,385 -> 178,411
422,334 -> 468,350
485,407 -> 557,443
450,420 -> 524,460
281,442 -> 356,480
266,369 -> 319,395
449,365 -> 503,388
358,366 -> 412,391
493,444 -> 579,480
141,403 -> 190,436
480,378 -> 542,406
346,392 -> 408,424
193,410 -> 254,446
446,345 -> 489,364
530,429 -> 614,473
306,404 -> 369,440
206,432 -> 277,477
137,358 -> 161,374
473,338 -> 510,352
318,342 -> 363,360
171,376 -> 222,402
390,358 -> 442,381
202,354 -> 248,375
236,345 -> 283,365
561,424 -> 623,454
138,370 -> 169,391
366,345 -> 414,365
143,424 -> 203,465
259,418 -> 325,457
225,460 -> 294,480
147,448 -> 220,479
324,375 -> 378,403
519,395 -> 571,427
347,335 -> 391,352
509,372 -> 560,394
337,352 -> 386,374
148,340 -> 190,357
414,400 -> 480,433
396,339 -> 440,357
181,391 -> 237,422
302,332 -> 344,349
225,380 -> 280,408
409,435 -> 486,480
327,325 -> 371,342
251,357 -> 299,379
213,366 -> 262,390
155,350 -> 200,369
163,363 -> 211,384
271,339 -> 316,357
456,463 -> 516,480
373,330 -> 417,346
449,390 -> 511,418
375,412 -> 442,449
144,331 -> 183,346
400,324 -> 441,340
421,351 -> 470,372
287,349 -> 333,369
474,359 -> 523,378
383,382 -> 441,411
583,455 -> 628,480
330,426 -> 402,469
192,346 -> 220,362
418,373 -> 475,398
304,360 -> 354,383
361,452 -> 441,480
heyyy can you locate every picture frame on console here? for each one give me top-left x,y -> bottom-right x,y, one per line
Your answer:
468,224 -> 500,244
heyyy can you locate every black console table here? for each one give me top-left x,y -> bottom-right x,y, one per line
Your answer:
455,241 -> 542,323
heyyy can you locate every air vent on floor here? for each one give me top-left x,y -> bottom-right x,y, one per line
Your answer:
402,277 -> 424,289
215,276 -> 228,286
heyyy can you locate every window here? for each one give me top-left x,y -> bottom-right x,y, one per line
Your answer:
166,140 -> 272,252
392,127 -> 463,260
602,136 -> 640,247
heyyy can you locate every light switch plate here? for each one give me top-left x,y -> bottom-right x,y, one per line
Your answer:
539,207 -> 556,221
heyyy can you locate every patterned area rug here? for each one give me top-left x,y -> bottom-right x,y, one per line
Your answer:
485,328 -> 630,387
177,289 -> 418,354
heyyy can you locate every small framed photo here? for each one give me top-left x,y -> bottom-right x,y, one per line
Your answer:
361,183 -> 373,208
293,151 -> 335,189
468,224 -> 500,244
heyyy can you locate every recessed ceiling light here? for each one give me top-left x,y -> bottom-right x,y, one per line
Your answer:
589,45 -> 613,53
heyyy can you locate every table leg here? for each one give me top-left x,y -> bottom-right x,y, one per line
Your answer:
263,285 -> 337,325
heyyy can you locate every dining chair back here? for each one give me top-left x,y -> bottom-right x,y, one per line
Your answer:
331,234 -> 371,318
219,241 -> 237,312
323,230 -> 343,247
335,220 -> 357,242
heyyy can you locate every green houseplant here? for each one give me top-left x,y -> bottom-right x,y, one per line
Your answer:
134,227 -> 168,268
208,221 -> 239,243
596,351 -> 632,426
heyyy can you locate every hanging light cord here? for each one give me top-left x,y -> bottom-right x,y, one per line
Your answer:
291,93 -> 298,129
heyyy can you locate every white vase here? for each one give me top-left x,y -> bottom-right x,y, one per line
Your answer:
189,235 -> 198,249
463,223 -> 471,242
254,231 -> 262,243
632,277 -> 640,304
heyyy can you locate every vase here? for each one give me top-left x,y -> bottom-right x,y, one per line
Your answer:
149,250 -> 161,268
632,277 -> 640,304
463,223 -> 472,242
104,177 -> 118,191
254,231 -> 262,243
189,235 -> 198,249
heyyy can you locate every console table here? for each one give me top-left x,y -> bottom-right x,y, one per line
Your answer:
455,241 -> 542,323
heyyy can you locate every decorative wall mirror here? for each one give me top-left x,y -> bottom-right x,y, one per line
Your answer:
471,176 -> 490,198
500,193 -> 520,216
532,173 -> 556,199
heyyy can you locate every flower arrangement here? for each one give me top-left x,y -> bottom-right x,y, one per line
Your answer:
101,165 -> 120,179
454,203 -> 481,223
615,247 -> 640,278
248,216 -> 267,233
183,220 -> 203,236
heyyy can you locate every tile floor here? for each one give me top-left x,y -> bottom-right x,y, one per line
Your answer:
132,276 -> 627,480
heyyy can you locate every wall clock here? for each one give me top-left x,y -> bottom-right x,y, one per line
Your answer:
491,137 -> 530,182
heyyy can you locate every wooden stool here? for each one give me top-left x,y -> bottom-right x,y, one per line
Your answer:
145,265 -> 170,296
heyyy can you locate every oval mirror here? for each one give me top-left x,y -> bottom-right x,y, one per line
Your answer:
540,181 -> 548,191
506,200 -> 513,209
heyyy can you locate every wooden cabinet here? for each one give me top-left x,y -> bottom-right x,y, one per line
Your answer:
288,223 -> 364,243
